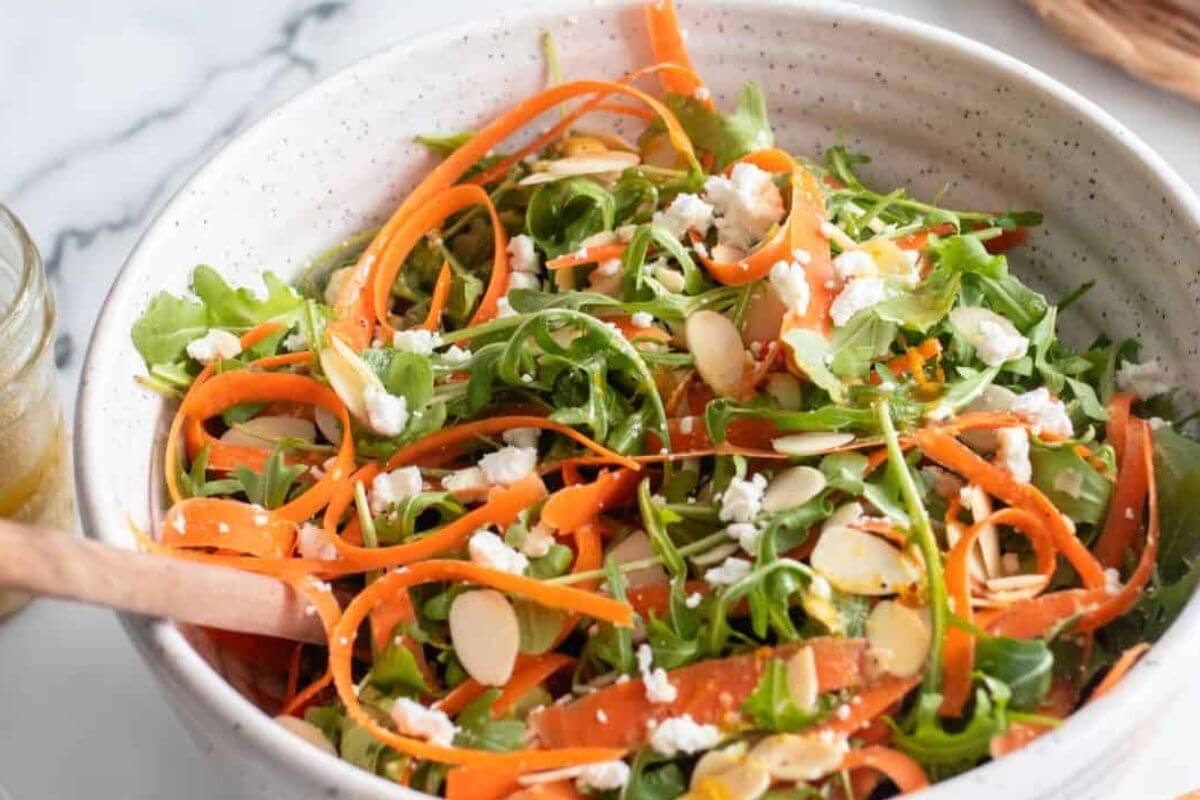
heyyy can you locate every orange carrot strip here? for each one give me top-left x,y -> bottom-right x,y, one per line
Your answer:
840,747 -> 930,795
984,588 -> 1107,639
644,0 -> 709,101
1094,409 -> 1149,569
591,100 -> 657,122
546,244 -> 627,271
989,678 -> 1076,759
818,675 -> 920,737
1088,643 -> 1150,703
869,339 -> 943,386
914,427 -> 1108,590
420,260 -> 454,332
540,469 -> 640,535
446,767 -> 585,800
941,507 -> 1055,716
604,314 -> 672,344
434,680 -> 490,718
1108,391 -> 1134,466
493,653 -> 575,717
160,497 -> 298,558
328,562 -> 630,766
383,416 -> 639,472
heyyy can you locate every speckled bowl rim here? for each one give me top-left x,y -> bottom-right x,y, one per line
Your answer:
76,1 -> 1200,798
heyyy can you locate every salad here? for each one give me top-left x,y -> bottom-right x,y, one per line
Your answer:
129,3 -> 1200,798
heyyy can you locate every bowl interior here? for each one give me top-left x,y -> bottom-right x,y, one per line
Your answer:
77,1 -> 1200,798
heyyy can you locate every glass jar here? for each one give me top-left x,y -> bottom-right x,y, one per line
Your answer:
0,203 -> 75,619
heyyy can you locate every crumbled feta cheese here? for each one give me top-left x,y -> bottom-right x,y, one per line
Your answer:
596,709 -> 609,724
725,522 -> 761,555
581,231 -> 618,248
925,403 -> 955,422
596,258 -> 621,277
693,86 -> 712,102
496,297 -> 518,318
441,345 -> 473,368
703,162 -> 785,251
521,522 -> 556,558
1116,359 -> 1173,399
507,271 -> 542,291
791,248 -> 812,265
171,514 -> 187,535
479,446 -> 538,484
363,383 -> 409,437
973,318 -> 1029,366
630,311 -> 655,329
1149,416 -> 1170,431
392,328 -> 442,354
830,278 -> 890,327
685,592 -> 703,608
502,427 -> 541,450
576,761 -> 631,792
468,529 -> 529,574
679,416 -> 695,435
282,330 -> 308,352
297,523 -> 338,561
651,193 -> 715,240
391,698 -> 457,747
1104,567 -> 1122,595
704,556 -> 753,587
769,259 -> 811,315
718,473 -> 767,523
995,427 -> 1032,483
442,466 -> 487,493
1053,468 -> 1085,499
1011,388 -> 1073,438
507,234 -> 541,274
637,644 -> 678,704
648,714 -> 721,757
1124,506 -> 1136,521
832,249 -> 878,282
371,466 -> 423,513
186,329 -> 242,363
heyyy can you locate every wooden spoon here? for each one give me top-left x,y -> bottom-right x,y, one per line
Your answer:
0,518 -> 326,644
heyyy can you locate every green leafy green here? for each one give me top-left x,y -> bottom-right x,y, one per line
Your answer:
1030,443 -> 1113,526
663,83 -> 774,169
235,447 -> 307,509
975,637 -> 1052,710
131,292 -> 208,366
453,690 -> 526,751
526,178 -> 615,257
890,677 -> 1011,778
512,599 -> 569,655
741,658 -> 829,732
369,640 -> 432,695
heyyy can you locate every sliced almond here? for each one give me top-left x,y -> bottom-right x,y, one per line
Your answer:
219,415 -> 316,449
772,431 -> 855,457
823,502 -> 864,532
520,152 -> 641,185
686,310 -> 749,399
689,541 -> 741,567
449,590 -> 519,686
750,732 -> 848,782
691,742 -> 748,786
607,530 -> 668,589
319,334 -> 385,423
785,645 -> 818,712
323,267 -> 352,306
652,265 -> 687,294
764,373 -> 802,410
763,466 -> 826,513
985,574 -> 1049,592
699,760 -> 771,800
741,284 -> 787,344
568,127 -> 640,154
961,484 -> 1001,578
865,600 -> 932,678
274,715 -> 336,756
313,406 -> 343,446
811,526 -> 920,596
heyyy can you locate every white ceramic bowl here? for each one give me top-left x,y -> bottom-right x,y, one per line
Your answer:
77,1 -> 1200,798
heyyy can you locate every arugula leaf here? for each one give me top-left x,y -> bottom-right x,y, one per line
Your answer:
638,479 -> 687,578
1029,443 -> 1113,526
235,447 -> 307,509
875,269 -> 961,333
1151,428 -> 1200,583
741,658 -> 829,732
453,690 -> 526,751
382,351 -> 435,410
780,328 -> 843,401
526,178 -> 616,257
828,313 -> 897,379
663,83 -> 774,169
374,492 -> 465,545
131,292 -> 209,366
890,677 -> 1011,778
415,131 -> 474,157
975,637 -> 1052,710
368,640 -> 431,695
512,598 -> 569,655
623,749 -> 687,800
191,266 -> 303,329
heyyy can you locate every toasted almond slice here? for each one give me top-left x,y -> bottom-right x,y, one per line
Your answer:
944,519 -> 987,583
985,574 -> 1050,592
811,526 -> 920,596
701,760 -> 771,800
219,415 -> 317,449
823,501 -> 864,532
772,431 -> 856,456
980,587 -> 1043,603
323,267 -> 353,306
750,732 -> 848,782
741,284 -> 787,344
961,484 -> 1001,578
764,373 -> 802,410
686,310 -> 749,399
313,407 -> 344,446
449,589 -> 519,686
567,127 -> 640,154
785,645 -> 819,712
518,151 -> 643,185
691,743 -> 749,786
608,530 -> 668,589
865,600 -> 932,678
651,265 -> 687,293
319,334 -> 385,422
763,466 -> 826,513
274,715 -> 337,756
689,541 -> 741,566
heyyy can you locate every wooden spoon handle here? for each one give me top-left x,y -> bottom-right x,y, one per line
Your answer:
0,519 -> 326,644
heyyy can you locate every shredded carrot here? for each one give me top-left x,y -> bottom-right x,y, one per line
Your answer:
540,469 -> 640,535
818,675 -> 920,737
984,588 -> 1107,639
1094,411 -> 1149,569
605,314 -> 673,344
1108,391 -> 1134,466
420,260 -> 454,332
869,339 -> 943,385
327,561 -> 630,767
644,0 -> 710,102
493,653 -> 575,716
1088,642 -> 1150,703
160,497 -> 298,558
591,100 -> 657,121
840,747 -> 930,795
546,244 -> 627,271
988,678 -> 1076,759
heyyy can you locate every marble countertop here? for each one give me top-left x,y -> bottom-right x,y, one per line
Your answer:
2,1 -> 1198,798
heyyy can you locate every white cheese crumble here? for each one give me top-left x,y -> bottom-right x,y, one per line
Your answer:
704,556 -> 753,587
186,329 -> 242,363
507,234 -> 541,274
521,522 -> 556,558
648,714 -> 721,757
170,514 -> 187,535
651,193 -> 715,240
832,249 -> 878,282
502,427 -> 541,450
693,86 -> 712,102
391,698 -> 457,747
703,162 -> 785,252
791,247 -> 812,265
520,761 -> 631,793
718,473 -> 767,523
1053,468 -> 1085,499
441,345 -> 473,368
1116,359 -> 1173,399
630,311 -> 655,329
769,259 -> 811,316
829,278 -> 890,327
1011,388 -> 1074,438
371,466 -> 423,513
282,330 -> 308,352
679,416 -> 695,435
974,318 -> 1029,366
685,592 -> 703,608
507,271 -> 542,291
1104,567 -> 1122,595
468,529 -> 529,574
725,522 -> 761,555
496,297 -> 518,318
442,466 -> 488,493
392,328 -> 442,354
363,383 -> 409,437
479,446 -> 538,484
636,644 -> 678,704
297,523 -> 338,561
995,427 -> 1032,483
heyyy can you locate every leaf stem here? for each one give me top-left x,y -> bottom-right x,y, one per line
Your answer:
547,530 -> 730,586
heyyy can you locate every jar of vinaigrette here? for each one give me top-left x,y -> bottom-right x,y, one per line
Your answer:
0,204 -> 75,618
